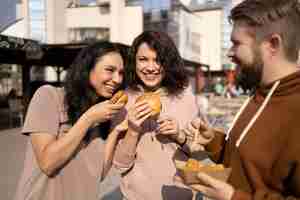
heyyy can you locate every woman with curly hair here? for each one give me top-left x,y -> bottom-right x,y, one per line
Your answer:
14,41 -> 128,200
112,31 -> 199,200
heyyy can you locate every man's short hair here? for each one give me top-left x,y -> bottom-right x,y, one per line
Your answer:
229,0 -> 300,62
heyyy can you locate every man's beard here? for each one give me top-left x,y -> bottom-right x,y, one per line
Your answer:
236,51 -> 263,94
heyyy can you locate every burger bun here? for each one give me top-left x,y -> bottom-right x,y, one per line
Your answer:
136,92 -> 161,117
110,90 -> 128,105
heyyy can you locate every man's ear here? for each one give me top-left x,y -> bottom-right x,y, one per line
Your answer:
265,33 -> 282,55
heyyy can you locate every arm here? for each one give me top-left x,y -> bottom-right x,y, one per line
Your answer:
113,100 -> 153,173
190,172 -> 300,200
31,113 -> 93,176
205,130 -> 226,162
232,189 -> 300,200
101,119 -> 128,179
113,128 -> 140,173
231,152 -> 300,200
27,86 -> 124,177
182,117 -> 226,162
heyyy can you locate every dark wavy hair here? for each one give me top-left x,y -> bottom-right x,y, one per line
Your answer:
63,41 -> 128,139
126,31 -> 189,95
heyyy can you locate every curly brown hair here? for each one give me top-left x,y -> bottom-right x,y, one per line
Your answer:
126,31 -> 189,95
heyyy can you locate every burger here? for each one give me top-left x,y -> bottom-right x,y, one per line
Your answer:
110,90 -> 128,105
135,92 -> 162,117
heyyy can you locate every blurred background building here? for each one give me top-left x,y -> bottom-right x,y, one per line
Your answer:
9,0 -> 239,73
0,0 -> 242,103
10,0 -> 142,82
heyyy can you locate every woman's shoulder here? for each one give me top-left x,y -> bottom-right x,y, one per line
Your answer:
34,84 -> 59,95
169,83 -> 194,99
23,85 -> 65,136
32,85 -> 64,104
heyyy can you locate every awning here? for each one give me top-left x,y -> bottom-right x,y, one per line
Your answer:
0,34 -> 83,67
0,34 -> 209,69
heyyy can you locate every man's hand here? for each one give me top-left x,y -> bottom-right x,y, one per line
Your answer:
182,118 -> 215,151
189,173 -> 234,200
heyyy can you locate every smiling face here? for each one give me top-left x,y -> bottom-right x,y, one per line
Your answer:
89,51 -> 124,98
228,22 -> 264,91
135,42 -> 165,91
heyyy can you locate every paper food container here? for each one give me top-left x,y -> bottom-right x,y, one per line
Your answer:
175,159 -> 231,185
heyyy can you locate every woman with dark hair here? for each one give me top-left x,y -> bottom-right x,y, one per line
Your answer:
14,41 -> 128,200
112,31 -> 199,200
126,31 -> 188,94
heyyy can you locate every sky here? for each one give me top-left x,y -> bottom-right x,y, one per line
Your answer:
0,0 -> 17,30
144,0 -> 170,11
0,0 -> 173,30
80,0 -> 171,11
79,0 -> 95,4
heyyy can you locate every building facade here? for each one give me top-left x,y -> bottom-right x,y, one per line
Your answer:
15,0 -> 240,80
66,0 -> 143,45
139,0 -> 239,72
16,0 -> 143,81
18,0 -> 143,45
17,0 -> 69,43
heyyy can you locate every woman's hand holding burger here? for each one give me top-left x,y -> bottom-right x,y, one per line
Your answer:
85,90 -> 128,125
84,101 -> 123,125
127,100 -> 153,135
127,92 -> 163,135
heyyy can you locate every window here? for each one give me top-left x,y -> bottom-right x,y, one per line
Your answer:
68,28 -> 109,42
29,0 -> 46,42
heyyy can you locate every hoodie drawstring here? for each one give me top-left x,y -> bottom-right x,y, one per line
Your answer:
225,80 -> 280,147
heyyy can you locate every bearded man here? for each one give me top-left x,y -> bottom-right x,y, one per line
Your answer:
182,0 -> 300,199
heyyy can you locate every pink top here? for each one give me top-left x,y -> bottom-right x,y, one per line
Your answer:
113,85 -> 199,200
14,85 -> 108,200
